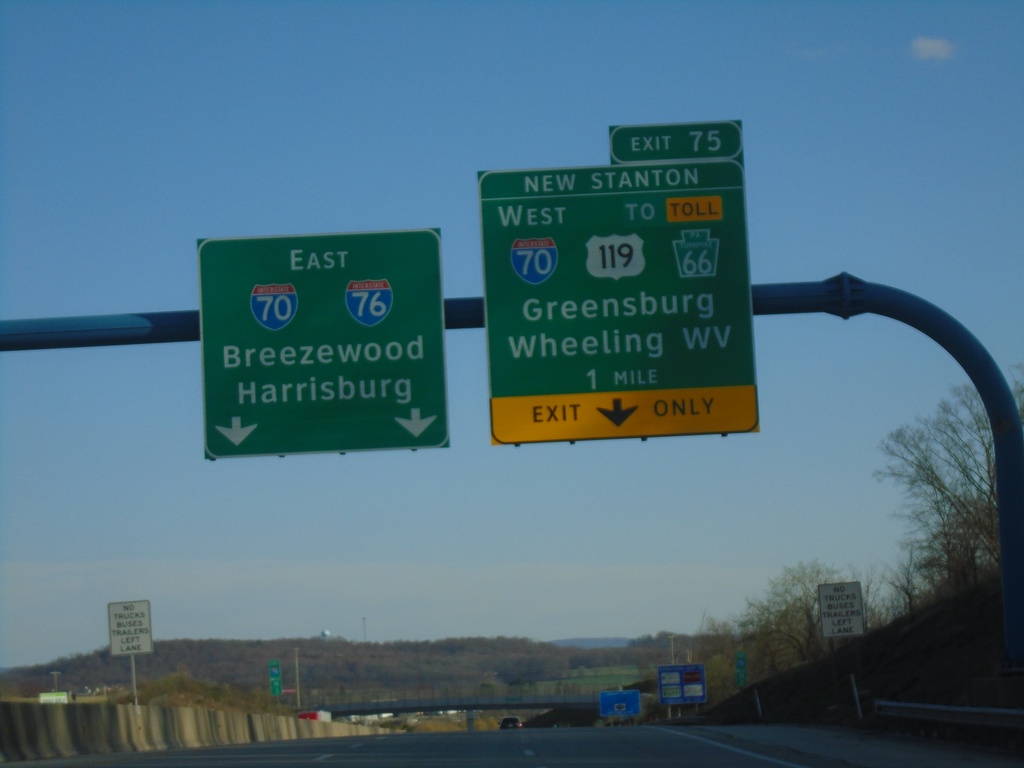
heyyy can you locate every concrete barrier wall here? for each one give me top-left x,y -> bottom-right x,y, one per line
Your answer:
0,702 -> 382,762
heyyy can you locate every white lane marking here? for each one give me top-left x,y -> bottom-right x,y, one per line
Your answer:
314,755 -> 333,762
656,727 -> 810,768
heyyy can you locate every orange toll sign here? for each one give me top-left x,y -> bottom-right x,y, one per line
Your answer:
666,196 -> 723,222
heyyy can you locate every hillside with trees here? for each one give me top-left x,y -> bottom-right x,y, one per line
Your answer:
1,635 -> 673,702
4,370 -> 1020,719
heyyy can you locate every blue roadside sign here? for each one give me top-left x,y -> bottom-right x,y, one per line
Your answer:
599,689 -> 641,718
658,663 -> 707,705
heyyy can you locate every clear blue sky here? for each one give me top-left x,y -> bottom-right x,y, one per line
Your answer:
1,0 -> 1021,669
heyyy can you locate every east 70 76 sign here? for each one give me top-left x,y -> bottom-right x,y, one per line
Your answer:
479,152 -> 758,445
198,230 -> 448,458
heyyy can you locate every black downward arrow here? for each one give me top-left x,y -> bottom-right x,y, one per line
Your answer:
597,398 -> 638,427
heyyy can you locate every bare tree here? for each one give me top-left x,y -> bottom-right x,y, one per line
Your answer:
884,545 -> 923,616
847,562 -> 892,630
877,367 -> 1024,598
737,560 -> 842,675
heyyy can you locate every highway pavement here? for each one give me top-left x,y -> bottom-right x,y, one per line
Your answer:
19,724 -> 1023,767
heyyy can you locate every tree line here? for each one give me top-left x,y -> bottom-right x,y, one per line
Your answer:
6,367 -> 1019,708
665,365 -> 1023,701
2,635 -> 656,698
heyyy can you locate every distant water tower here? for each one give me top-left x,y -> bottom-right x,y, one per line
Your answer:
321,629 -> 331,641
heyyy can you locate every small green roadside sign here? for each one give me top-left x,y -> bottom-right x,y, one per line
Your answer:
198,230 -> 448,459
269,659 -> 282,696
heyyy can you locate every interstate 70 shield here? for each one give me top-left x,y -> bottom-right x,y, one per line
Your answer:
250,284 -> 297,330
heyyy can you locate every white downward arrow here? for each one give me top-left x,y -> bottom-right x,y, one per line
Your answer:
216,416 -> 258,446
395,408 -> 436,437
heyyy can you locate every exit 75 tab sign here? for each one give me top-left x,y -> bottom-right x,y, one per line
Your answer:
479,152 -> 758,445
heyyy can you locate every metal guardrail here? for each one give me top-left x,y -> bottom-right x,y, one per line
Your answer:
875,700 -> 1024,730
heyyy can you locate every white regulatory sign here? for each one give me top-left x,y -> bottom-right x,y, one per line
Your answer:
108,599 -> 153,656
817,581 -> 865,638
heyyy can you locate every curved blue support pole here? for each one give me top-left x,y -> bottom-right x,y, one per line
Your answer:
2,275 -> 1022,669
756,273 -> 1024,671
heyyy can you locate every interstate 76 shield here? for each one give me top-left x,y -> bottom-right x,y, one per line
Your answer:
346,279 -> 393,326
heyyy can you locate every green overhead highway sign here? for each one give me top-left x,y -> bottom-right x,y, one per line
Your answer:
198,230 -> 448,458
479,150 -> 757,445
610,120 -> 743,164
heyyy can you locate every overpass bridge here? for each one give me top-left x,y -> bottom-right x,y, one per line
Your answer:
322,692 -> 599,718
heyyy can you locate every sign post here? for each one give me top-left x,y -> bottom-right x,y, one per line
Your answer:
479,150 -> 756,444
199,230 -> 449,458
108,600 -> 153,707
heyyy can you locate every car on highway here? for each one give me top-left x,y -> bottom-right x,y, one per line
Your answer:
499,716 -> 523,729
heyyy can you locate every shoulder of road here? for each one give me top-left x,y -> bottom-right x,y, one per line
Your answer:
660,724 -> 1022,768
